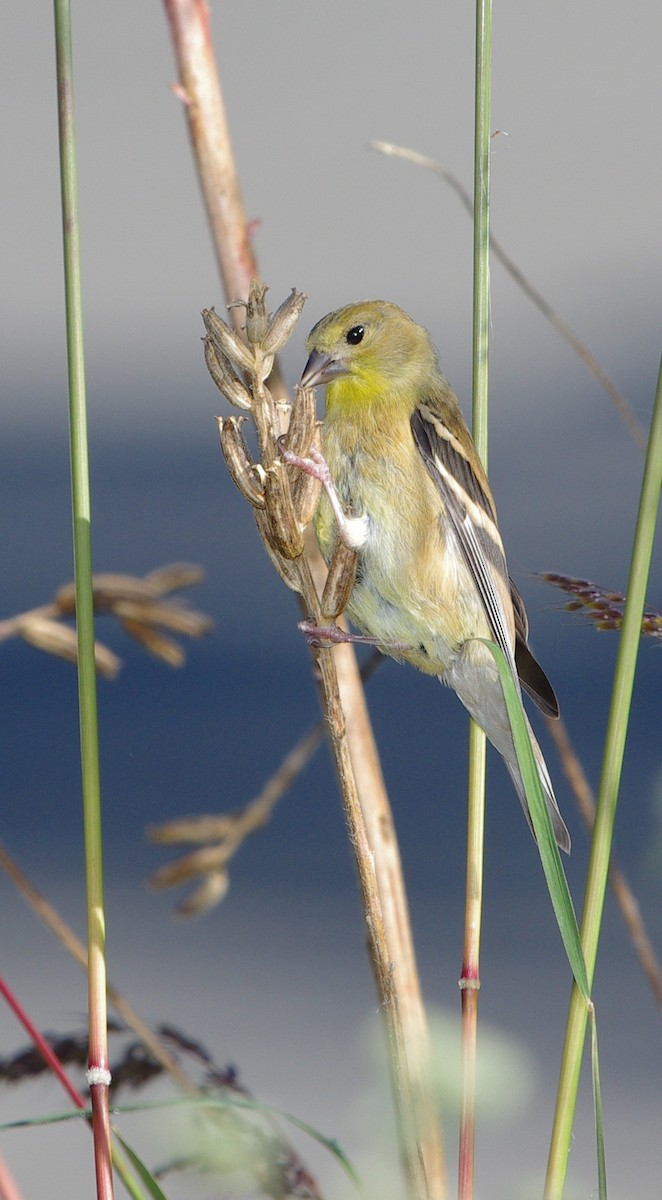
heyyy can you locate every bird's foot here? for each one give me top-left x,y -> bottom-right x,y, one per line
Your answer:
298,620 -> 411,654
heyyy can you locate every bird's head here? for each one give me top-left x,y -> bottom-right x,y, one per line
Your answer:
299,301 -> 436,406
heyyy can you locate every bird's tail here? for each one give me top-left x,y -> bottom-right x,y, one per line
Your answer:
504,717 -> 571,854
446,660 -> 571,852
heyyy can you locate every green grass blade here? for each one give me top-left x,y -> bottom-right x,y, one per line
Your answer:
589,1007 -> 607,1200
112,1132 -> 171,1200
545,352 -> 662,1198
477,639 -> 590,999
0,1093 -> 363,1194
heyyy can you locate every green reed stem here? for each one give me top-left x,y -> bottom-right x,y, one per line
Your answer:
460,2 -> 492,1197
54,3 -> 112,1197
545,355 -> 662,1197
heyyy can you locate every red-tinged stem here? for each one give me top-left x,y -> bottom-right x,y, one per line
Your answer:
90,1088 -> 114,1200
458,722 -> 486,1200
0,1149 -> 24,1200
0,974 -> 86,1110
458,970 -> 480,1198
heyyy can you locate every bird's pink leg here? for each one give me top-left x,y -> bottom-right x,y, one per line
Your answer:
283,448 -> 412,653
281,447 -> 369,550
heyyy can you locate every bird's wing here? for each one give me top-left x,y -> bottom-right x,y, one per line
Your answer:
411,401 -> 518,678
510,578 -> 559,718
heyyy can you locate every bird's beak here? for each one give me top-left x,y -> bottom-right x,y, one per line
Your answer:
299,349 -> 349,389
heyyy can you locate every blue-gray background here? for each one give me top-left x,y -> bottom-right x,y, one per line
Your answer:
1,3 -> 661,1197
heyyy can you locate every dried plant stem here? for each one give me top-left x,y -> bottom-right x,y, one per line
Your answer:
164,4 -> 445,1193
293,546 -> 440,1200
163,0 -> 256,313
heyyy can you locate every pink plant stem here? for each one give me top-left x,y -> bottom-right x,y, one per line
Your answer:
0,974 -> 87,1110
1,975 -> 115,1198
458,964 -> 479,1199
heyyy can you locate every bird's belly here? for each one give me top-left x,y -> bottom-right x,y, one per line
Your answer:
345,503 -> 490,677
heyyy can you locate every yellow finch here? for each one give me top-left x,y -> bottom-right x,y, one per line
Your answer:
291,300 -> 570,852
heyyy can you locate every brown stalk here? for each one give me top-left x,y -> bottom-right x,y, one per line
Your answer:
164,6 -> 446,1195
203,281 -> 443,1200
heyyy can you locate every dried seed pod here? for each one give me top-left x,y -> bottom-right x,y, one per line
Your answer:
253,507 -> 302,593
149,843 -> 233,889
321,539 -> 359,619
202,307 -> 254,371
204,335 -> 253,410
113,600 -> 213,637
244,280 -> 269,345
148,814 -> 238,845
17,616 -> 121,678
143,563 -> 205,594
217,416 -> 266,508
262,288 -> 307,354
177,869 -> 230,918
284,419 -> 322,527
263,461 -> 305,560
54,575 -> 156,613
119,618 -> 185,667
284,385 -> 318,457
257,351 -> 275,383
292,467 -> 322,530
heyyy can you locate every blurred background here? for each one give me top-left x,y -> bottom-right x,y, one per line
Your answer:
1,2 -> 661,1197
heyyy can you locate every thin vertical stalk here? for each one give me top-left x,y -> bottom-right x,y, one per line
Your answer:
460,2 -> 491,1200
459,3 -> 491,1198
545,354 -> 662,1198
53,4 -> 112,1198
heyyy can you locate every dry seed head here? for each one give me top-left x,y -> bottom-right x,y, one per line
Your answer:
149,843 -> 235,888
112,599 -> 213,637
539,571 -> 662,639
243,280 -> 270,345
202,307 -> 254,372
263,461 -> 305,560
321,539 -> 359,620
18,615 -> 121,678
253,507 -> 302,592
119,618 -> 186,667
176,870 -> 230,918
217,415 -> 266,508
55,574 -> 158,614
262,288 -> 307,354
143,563 -> 205,594
203,335 -> 253,410
283,385 -> 318,458
148,814 -> 240,845
291,461 -> 322,529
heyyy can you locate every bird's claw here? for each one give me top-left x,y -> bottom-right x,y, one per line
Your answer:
281,446 -> 331,486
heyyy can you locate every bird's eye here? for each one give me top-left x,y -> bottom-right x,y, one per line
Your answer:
346,324 -> 365,346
